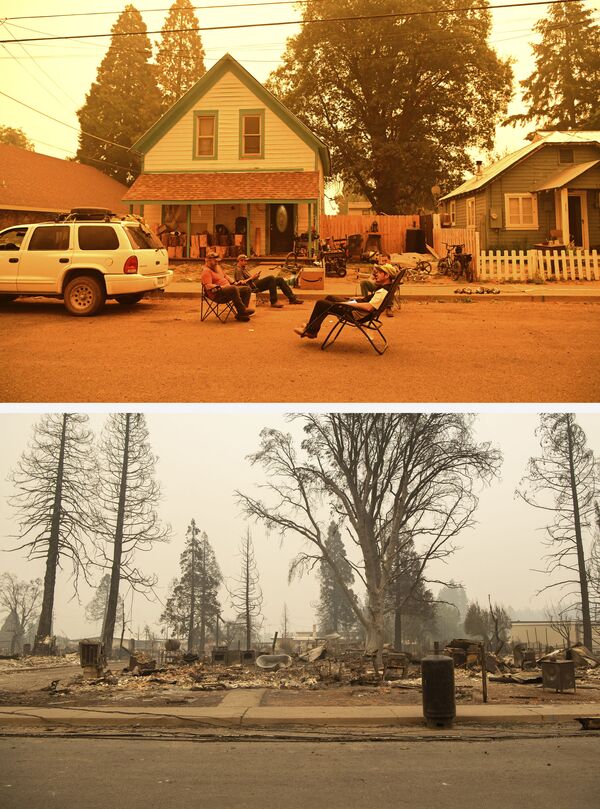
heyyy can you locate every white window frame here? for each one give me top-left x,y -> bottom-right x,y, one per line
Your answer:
466,197 -> 475,229
449,200 -> 456,226
504,193 -> 538,230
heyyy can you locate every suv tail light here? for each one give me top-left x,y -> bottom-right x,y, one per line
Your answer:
123,256 -> 138,274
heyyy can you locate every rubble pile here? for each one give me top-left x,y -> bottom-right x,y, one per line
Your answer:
0,653 -> 79,671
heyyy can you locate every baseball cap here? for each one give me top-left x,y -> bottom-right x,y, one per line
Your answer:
206,250 -> 219,258
237,253 -> 248,260
376,263 -> 398,278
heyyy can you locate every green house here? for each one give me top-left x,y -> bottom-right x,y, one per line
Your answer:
439,131 -> 600,252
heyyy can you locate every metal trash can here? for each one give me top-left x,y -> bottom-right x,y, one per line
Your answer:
541,660 -> 576,693
421,654 -> 456,728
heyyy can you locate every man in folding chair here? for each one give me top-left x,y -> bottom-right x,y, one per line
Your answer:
293,264 -> 399,344
200,251 -> 254,322
233,253 -> 303,308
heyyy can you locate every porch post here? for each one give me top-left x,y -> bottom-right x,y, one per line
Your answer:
186,205 -> 191,259
246,203 -> 250,257
307,202 -> 312,256
558,188 -> 569,245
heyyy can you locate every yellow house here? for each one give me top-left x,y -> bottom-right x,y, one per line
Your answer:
123,53 -> 330,258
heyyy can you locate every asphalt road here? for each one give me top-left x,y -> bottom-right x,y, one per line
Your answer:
1,297 -> 599,402
1,736 -> 599,808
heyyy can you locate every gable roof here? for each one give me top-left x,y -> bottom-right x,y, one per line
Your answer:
133,53 -> 331,175
441,131 -> 600,201
0,144 -> 129,213
533,160 -> 600,192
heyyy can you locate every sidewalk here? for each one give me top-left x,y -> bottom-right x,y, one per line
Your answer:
164,275 -> 600,303
1,697 -> 598,730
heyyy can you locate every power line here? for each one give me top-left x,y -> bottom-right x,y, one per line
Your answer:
0,89 -> 141,154
0,1 -> 593,45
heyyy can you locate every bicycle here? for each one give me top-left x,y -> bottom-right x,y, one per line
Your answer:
450,250 -> 474,282
285,231 -> 319,270
437,243 -> 463,277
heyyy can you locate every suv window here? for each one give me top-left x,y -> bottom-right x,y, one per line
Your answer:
0,227 -> 27,250
78,225 -> 120,250
28,225 -> 70,251
123,225 -> 162,250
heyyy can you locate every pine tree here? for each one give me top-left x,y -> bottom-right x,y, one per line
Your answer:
228,528 -> 263,650
161,520 -> 222,653
9,414 -> 96,653
387,537 -> 435,649
518,414 -> 597,650
156,0 -> 206,111
317,522 -> 358,637
76,4 -> 162,183
93,414 -> 170,657
508,2 -> 600,130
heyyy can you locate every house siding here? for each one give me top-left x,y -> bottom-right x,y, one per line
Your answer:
145,72 -> 316,173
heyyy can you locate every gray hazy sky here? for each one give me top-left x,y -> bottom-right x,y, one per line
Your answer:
2,0 -> 598,174
1,409 -> 598,640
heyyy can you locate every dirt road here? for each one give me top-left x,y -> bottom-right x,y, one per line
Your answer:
1,297 -> 599,402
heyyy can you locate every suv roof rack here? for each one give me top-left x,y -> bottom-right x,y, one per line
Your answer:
58,207 -> 117,222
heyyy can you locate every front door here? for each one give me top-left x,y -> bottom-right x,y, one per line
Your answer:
269,204 -> 294,254
567,193 -> 585,247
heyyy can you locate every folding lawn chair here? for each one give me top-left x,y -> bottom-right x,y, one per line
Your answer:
200,284 -> 235,322
320,268 -> 406,355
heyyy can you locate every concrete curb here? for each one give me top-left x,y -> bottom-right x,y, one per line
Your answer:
0,704 -> 597,729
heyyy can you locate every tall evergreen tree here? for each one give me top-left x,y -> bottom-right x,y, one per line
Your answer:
76,4 -> 162,183
518,414 -> 598,650
507,2 -> 600,130
316,522 -> 358,637
156,0 -> 206,111
161,520 -> 222,653
387,537 -> 435,649
93,414 -> 170,657
9,414 -> 96,653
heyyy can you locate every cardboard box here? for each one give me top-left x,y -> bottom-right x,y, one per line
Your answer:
298,267 -> 324,290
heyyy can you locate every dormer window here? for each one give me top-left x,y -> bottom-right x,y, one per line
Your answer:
194,111 -> 217,159
240,110 -> 264,158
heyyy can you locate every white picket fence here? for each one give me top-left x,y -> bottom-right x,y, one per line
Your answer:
477,249 -> 600,282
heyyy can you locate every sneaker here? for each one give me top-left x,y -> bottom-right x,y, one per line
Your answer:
242,308 -> 255,316
235,314 -> 250,322
385,309 -> 394,318
270,302 -> 284,308
289,297 -> 303,304
294,326 -> 317,339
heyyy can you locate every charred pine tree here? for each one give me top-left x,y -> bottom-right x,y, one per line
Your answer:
229,528 -> 263,651
9,413 -> 96,653
518,414 -> 597,650
94,414 -> 170,657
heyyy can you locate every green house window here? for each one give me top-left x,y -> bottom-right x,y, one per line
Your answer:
194,113 -> 217,158
240,111 -> 264,158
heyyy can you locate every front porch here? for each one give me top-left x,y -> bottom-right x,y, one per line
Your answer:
123,171 -> 322,260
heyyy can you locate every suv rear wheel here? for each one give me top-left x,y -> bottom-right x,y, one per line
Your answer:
64,275 -> 106,316
115,292 -> 145,305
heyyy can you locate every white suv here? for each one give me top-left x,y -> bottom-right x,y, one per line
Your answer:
0,209 -> 172,316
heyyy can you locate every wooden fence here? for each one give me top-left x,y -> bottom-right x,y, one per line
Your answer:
319,214 -> 419,255
478,249 -> 600,282
432,227 -> 481,273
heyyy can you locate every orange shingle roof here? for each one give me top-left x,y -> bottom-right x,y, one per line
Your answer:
0,144 -> 129,213
123,171 -> 320,202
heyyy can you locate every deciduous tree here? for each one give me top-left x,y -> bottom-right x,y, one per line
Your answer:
506,2 -> 600,130
0,125 -> 34,150
161,519 -> 222,653
76,4 -> 162,183
464,598 -> 511,653
0,573 -> 42,653
93,414 -> 170,657
9,414 -> 96,652
518,414 -> 598,650
239,414 -> 502,666
156,0 -> 206,111
266,0 -> 512,211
